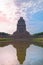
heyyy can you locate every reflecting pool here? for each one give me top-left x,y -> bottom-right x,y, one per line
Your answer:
0,44 -> 43,65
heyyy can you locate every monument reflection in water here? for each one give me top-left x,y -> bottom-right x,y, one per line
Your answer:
0,17 -> 32,64
12,17 -> 43,64
12,17 -> 32,64
0,44 -> 43,65
13,41 -> 30,64
0,17 -> 43,65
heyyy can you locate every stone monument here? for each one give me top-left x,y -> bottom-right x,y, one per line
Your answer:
13,17 -> 31,39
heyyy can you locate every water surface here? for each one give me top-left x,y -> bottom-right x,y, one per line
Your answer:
23,44 -> 43,65
0,44 -> 43,65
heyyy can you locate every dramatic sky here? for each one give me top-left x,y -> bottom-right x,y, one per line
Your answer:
0,0 -> 43,34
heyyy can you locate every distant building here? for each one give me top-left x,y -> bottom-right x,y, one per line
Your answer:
13,17 -> 31,39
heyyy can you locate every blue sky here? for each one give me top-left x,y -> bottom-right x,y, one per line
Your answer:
31,11 -> 43,21
28,10 -> 43,34
0,0 -> 43,34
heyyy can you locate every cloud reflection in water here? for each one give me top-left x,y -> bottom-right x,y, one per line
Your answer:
0,45 -> 19,65
23,44 -> 43,65
0,44 -> 43,65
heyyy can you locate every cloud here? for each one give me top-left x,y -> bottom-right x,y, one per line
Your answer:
0,0 -> 43,21
0,0 -> 43,34
0,0 -> 18,34
0,12 -> 10,22
14,0 -> 43,20
0,0 -> 17,21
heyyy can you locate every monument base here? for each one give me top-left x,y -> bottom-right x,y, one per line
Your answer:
12,31 -> 32,39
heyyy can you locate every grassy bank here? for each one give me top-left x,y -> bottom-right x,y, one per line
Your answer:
33,38 -> 43,47
33,38 -> 43,43
0,38 -> 14,42
0,38 -> 43,47
0,38 -> 13,46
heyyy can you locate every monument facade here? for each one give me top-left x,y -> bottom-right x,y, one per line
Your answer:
13,17 -> 31,39
17,17 -> 26,33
